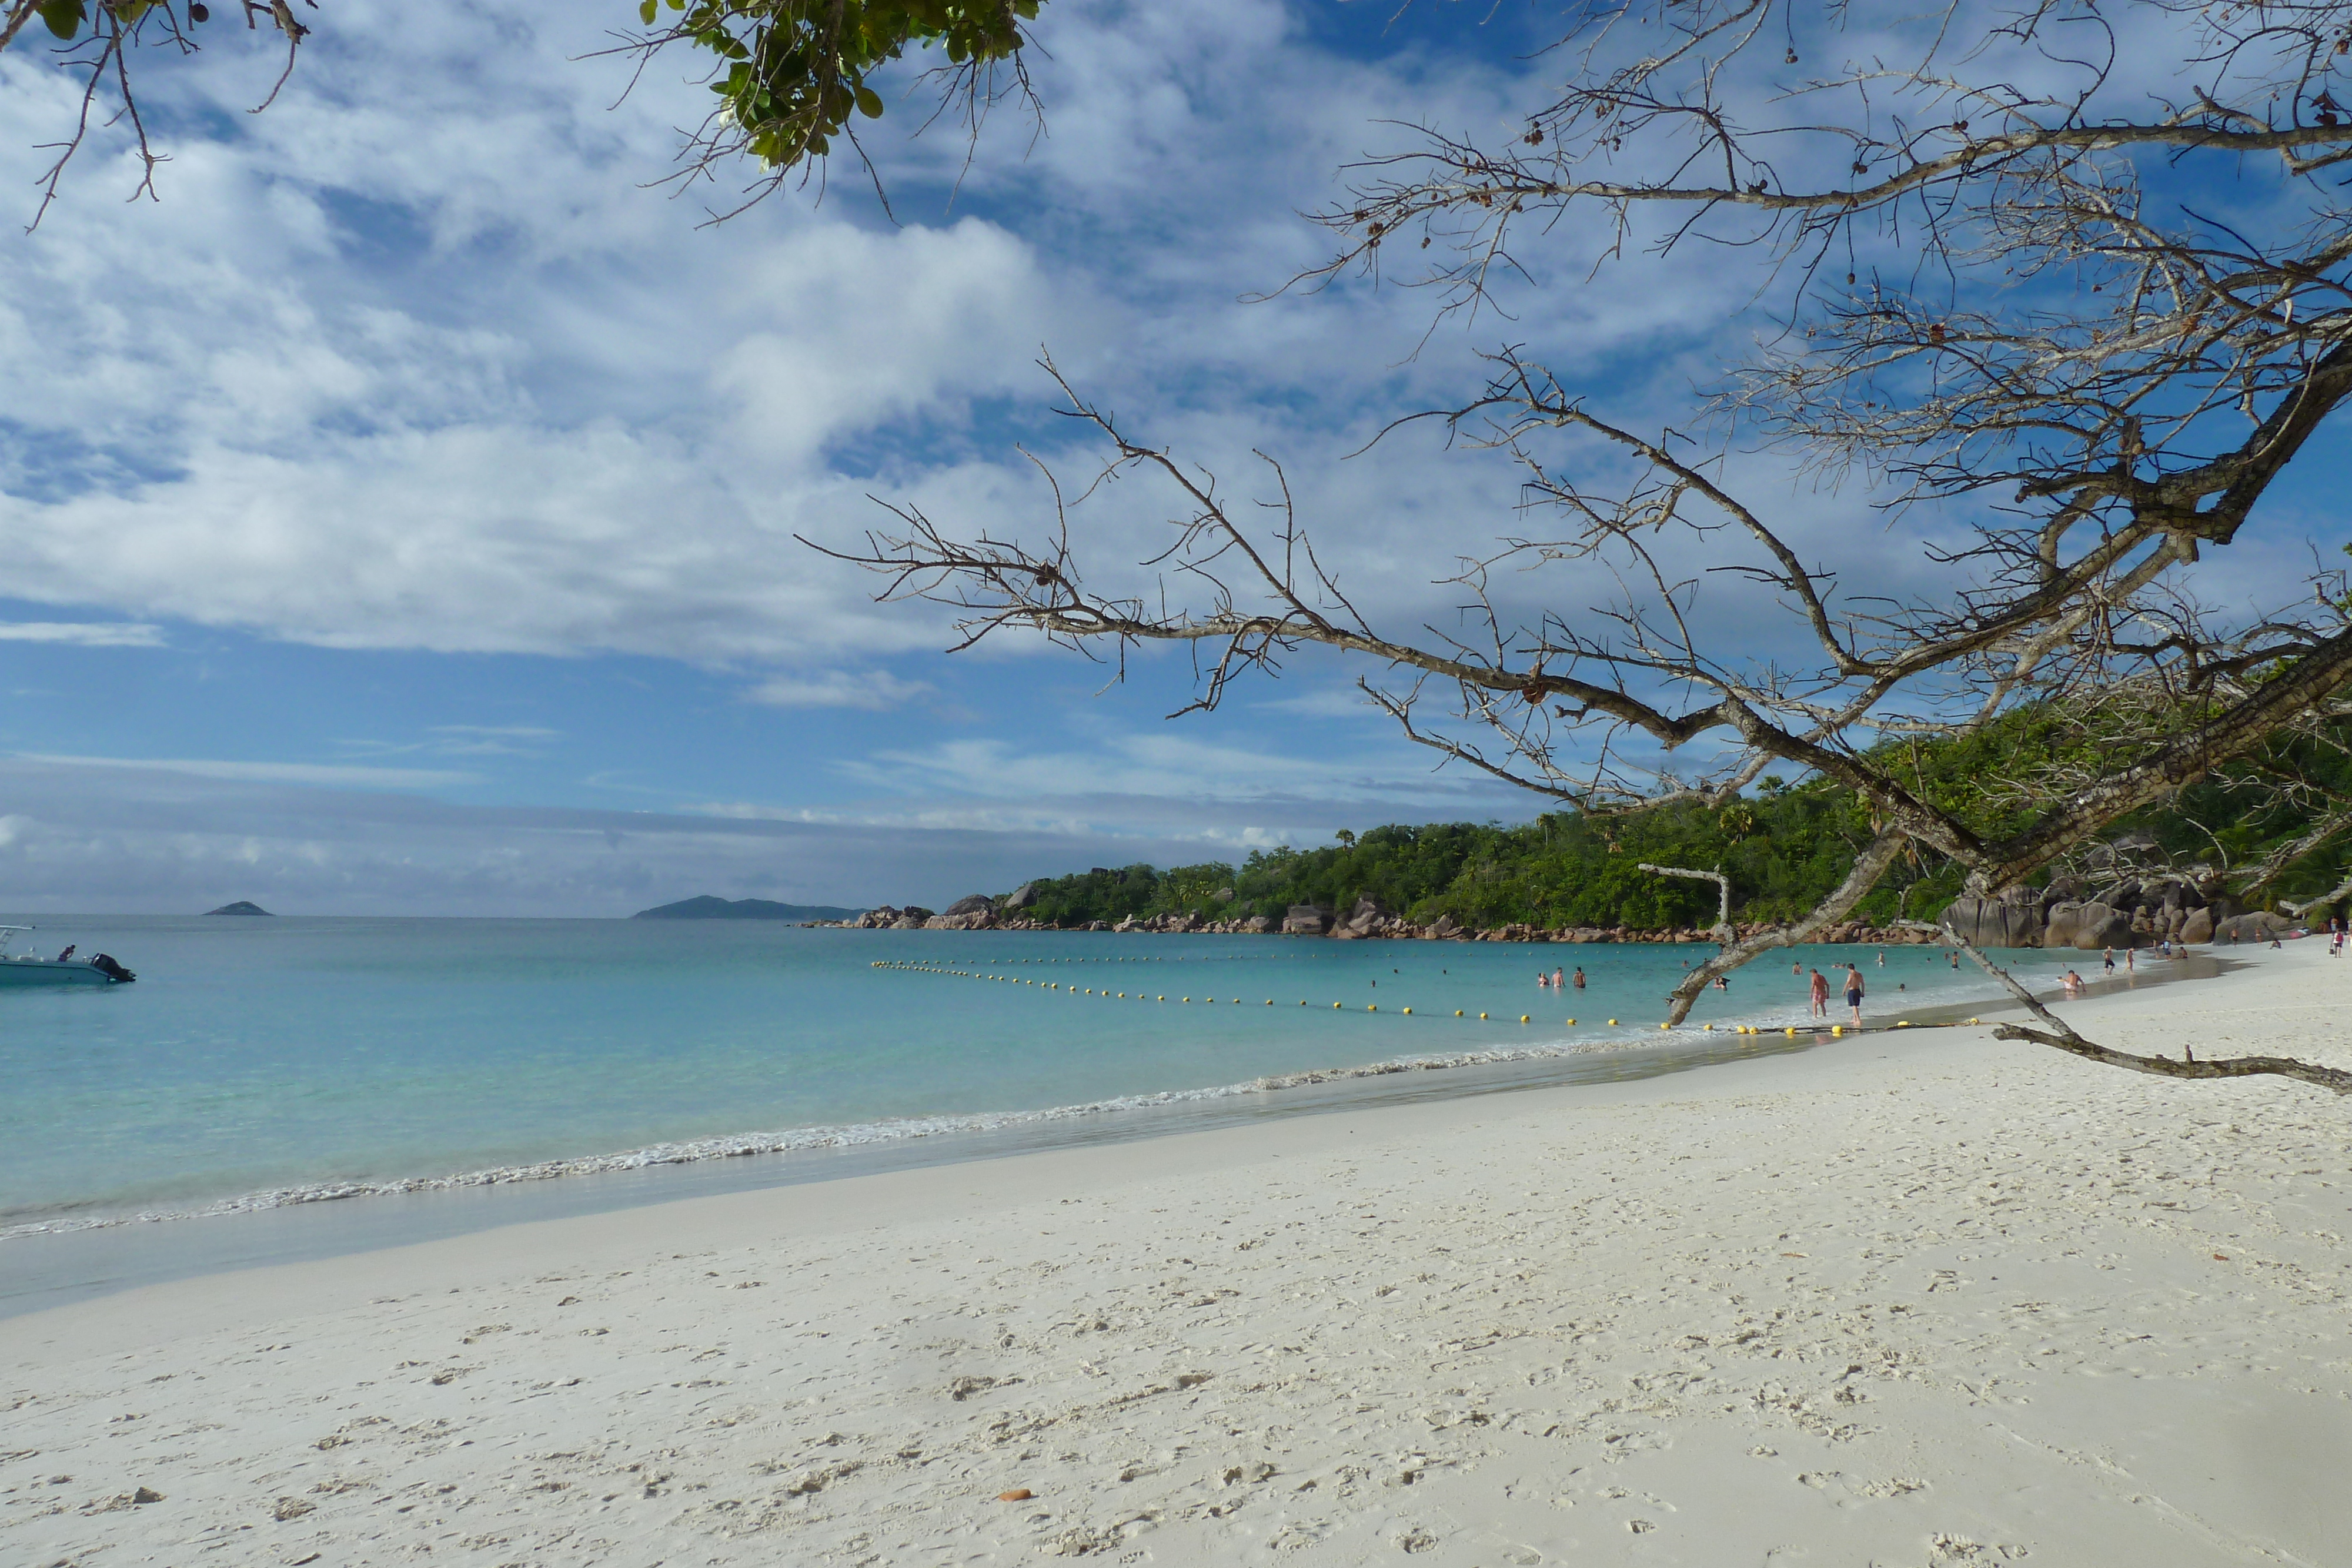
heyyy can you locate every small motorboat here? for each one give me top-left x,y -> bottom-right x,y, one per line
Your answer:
0,926 -> 134,986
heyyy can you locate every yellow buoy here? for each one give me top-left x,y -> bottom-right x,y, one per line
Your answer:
1566,1017 -> 1575,1025
1520,1015 -> 1531,1023
1402,1007 -> 1411,1015
1454,1009 -> 1464,1017
1897,1020 -> 1911,1028
1479,1012 -> 1488,1020
1661,1022 -> 1670,1029
1184,997 -> 1191,1002
1608,1018 -> 1618,1026
1832,1025 -> 1843,1036
1265,999 -> 1274,1005
1334,1002 -> 1342,1009
1368,1004 -> 1377,1012
1785,1026 -> 1797,1036
1703,1024 -> 1713,1031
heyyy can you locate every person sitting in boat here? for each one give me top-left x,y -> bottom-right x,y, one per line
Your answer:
55,944 -> 74,962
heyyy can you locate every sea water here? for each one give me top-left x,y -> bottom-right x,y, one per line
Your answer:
0,914 -> 2085,1241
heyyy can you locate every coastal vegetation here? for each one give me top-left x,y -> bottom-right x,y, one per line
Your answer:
1007,711 -> 2352,937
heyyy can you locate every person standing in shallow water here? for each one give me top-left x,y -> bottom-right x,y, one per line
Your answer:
1809,967 -> 1829,1019
1844,965 -> 1865,1026
1572,967 -> 1586,989
1552,967 -> 1564,990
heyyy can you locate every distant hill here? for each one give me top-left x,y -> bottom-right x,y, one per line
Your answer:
631,895 -> 867,922
204,901 -> 274,917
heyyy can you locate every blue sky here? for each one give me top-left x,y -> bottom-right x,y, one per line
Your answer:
0,1 -> 2343,914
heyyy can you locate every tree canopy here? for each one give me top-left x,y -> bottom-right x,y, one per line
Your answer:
1010,707 -> 2352,935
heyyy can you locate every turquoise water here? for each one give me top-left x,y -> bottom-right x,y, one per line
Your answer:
0,916 -> 2076,1232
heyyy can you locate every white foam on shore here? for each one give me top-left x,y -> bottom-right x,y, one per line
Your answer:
0,1029 -> 1776,1242
2,955 -> 2106,1245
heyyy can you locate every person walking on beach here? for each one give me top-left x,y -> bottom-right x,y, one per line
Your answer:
2102,947 -> 2114,974
1809,967 -> 1829,1019
1844,965 -> 1865,1026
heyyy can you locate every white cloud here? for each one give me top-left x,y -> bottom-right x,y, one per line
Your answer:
744,669 -> 934,710
20,754 -> 478,789
0,757 -> 1278,914
0,621 -> 164,646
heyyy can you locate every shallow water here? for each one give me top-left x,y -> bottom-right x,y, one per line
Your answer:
0,914 -> 2083,1236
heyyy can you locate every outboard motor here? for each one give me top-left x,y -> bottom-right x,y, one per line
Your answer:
89,954 -> 135,983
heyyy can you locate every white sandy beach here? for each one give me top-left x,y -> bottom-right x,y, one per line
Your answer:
5,944 -> 2349,1567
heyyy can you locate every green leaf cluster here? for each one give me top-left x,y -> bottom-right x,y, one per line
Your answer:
38,0 -> 88,39
649,0 -> 1036,167
34,0 -> 160,42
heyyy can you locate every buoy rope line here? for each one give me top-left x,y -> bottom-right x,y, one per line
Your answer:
887,953 -> 1294,967
868,964 -> 1975,1035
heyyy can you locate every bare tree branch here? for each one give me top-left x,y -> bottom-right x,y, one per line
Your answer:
1638,862 -> 1733,938
1918,921 -> 2352,1094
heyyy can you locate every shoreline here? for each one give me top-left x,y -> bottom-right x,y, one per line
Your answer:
1,941 -> 2210,1253
0,945 -> 2230,1260
1,945 -> 2236,1320
4,942 -> 2345,1566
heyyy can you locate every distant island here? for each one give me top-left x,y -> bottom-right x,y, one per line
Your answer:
203,901 -> 274,917
631,895 -> 867,922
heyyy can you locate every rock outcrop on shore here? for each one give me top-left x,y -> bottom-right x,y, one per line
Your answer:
815,871 -> 2304,947
1936,872 -> 2256,948
820,901 -> 1953,945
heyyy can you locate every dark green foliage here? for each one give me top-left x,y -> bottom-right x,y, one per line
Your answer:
1017,863 -> 1165,928
652,0 -> 1037,168
1007,714 -> 2352,930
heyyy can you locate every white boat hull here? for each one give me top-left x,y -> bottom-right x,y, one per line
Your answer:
0,958 -> 122,987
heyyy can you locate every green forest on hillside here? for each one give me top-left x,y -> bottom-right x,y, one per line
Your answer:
1010,713 -> 2352,932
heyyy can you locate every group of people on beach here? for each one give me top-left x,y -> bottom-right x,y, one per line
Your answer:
1535,966 -> 1585,991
